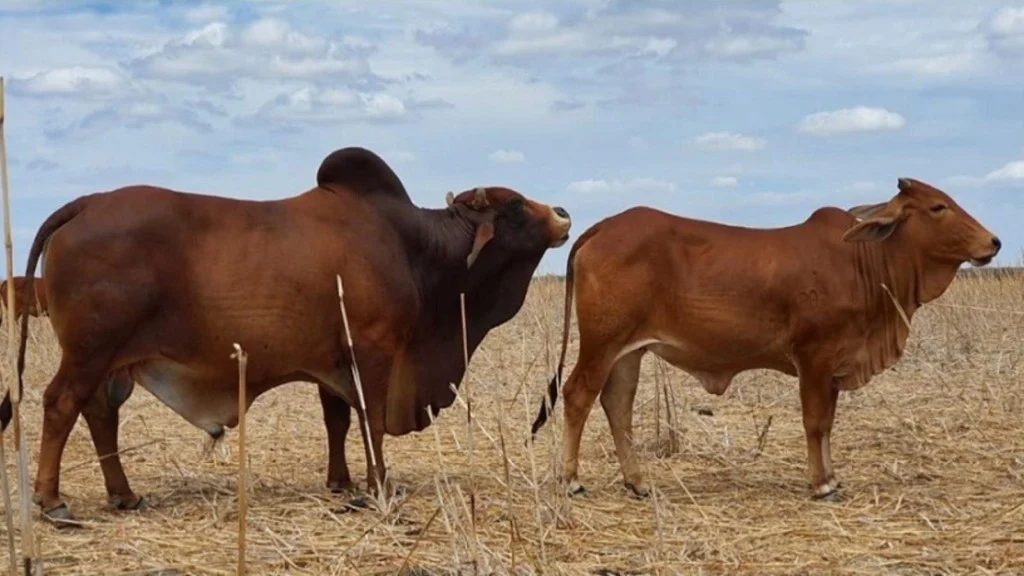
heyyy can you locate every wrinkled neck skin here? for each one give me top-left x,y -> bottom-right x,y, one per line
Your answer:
378,199 -> 540,346
850,233 -> 960,375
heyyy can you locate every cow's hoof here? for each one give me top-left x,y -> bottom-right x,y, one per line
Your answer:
327,480 -> 355,494
813,477 -> 842,502
42,503 -> 81,529
625,483 -> 651,499
566,481 -> 587,498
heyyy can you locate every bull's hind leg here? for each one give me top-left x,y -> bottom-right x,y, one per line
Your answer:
600,350 -> 648,498
81,371 -> 145,511
562,348 -> 618,496
34,358 -> 109,522
318,387 -> 354,493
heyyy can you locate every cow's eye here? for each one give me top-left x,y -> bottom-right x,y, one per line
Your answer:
509,198 -> 524,211
930,204 -> 948,214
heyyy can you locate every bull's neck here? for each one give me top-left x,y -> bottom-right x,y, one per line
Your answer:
853,235 -> 959,326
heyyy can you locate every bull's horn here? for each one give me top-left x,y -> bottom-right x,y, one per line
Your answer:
474,187 -> 488,206
446,191 -> 455,207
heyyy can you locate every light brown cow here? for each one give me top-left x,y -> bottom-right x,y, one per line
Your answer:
532,178 -> 999,500
0,276 -> 48,325
1,147 -> 571,523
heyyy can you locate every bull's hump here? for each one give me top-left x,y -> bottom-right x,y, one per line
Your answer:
316,147 -> 412,203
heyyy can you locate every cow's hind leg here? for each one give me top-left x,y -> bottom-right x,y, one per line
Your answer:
799,369 -> 841,500
562,348 -> 618,497
600,350 -> 648,498
319,387 -> 354,493
81,371 -> 145,512
34,359 -> 109,523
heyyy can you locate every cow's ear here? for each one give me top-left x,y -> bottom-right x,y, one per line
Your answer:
466,221 -> 495,268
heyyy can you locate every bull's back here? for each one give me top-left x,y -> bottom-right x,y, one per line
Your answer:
572,207 -> 853,372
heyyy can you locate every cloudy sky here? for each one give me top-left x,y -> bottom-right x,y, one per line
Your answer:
1,1 -> 1022,272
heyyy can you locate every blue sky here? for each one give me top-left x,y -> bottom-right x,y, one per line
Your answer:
1,1 -> 1022,273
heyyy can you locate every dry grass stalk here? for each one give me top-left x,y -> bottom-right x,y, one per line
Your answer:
335,275 -> 381,498
458,292 -> 479,574
0,75 -> 37,576
231,343 -> 249,576
0,434 -> 16,576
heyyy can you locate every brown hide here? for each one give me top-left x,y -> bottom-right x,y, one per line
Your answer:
538,178 -> 999,499
0,276 -> 47,323
5,147 -> 571,518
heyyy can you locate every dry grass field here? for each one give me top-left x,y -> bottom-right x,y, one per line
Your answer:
0,274 -> 1022,575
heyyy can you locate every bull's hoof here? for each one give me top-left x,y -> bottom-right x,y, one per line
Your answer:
566,481 -> 587,498
327,479 -> 355,494
812,478 -> 842,502
338,496 -> 372,514
625,483 -> 651,499
108,494 -> 148,511
814,489 -> 841,502
42,503 -> 81,529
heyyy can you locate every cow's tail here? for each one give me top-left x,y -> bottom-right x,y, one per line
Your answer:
1,196 -> 91,431
530,225 -> 598,437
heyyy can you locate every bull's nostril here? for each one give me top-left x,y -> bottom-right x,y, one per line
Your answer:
553,206 -> 570,219
992,237 -> 1002,250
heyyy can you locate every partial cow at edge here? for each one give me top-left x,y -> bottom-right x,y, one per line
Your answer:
0,275 -> 48,326
532,178 -> 999,501
0,146 -> 571,524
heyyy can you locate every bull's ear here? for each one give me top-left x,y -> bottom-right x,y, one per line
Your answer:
842,200 -> 906,242
466,221 -> 495,268
843,217 -> 899,242
847,202 -> 887,221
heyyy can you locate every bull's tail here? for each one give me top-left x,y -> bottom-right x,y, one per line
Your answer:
1,196 -> 91,431
530,225 -> 598,436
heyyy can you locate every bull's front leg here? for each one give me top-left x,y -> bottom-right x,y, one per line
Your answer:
798,365 -> 841,500
318,386 -> 355,493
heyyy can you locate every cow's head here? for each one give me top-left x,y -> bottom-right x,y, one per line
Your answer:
446,187 -> 571,268
843,178 -> 1001,267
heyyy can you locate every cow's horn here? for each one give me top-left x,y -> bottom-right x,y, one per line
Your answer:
446,191 -> 455,207
474,187 -> 488,206
897,178 -> 912,191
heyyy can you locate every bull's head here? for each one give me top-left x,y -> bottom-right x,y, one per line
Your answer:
844,178 -> 1001,267
446,187 -> 571,268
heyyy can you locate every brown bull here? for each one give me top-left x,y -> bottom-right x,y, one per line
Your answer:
1,147 -> 571,522
0,276 -> 48,324
532,178 -> 999,500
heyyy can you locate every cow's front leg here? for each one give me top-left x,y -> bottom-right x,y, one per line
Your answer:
318,386 -> 354,493
799,369 -> 841,500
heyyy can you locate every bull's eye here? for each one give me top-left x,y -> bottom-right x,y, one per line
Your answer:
929,204 -> 948,214
503,198 -> 527,227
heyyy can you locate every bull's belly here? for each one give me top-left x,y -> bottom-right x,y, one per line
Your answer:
130,359 -> 239,437
645,337 -> 793,395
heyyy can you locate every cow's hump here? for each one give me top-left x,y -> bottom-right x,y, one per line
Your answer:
316,147 -> 412,203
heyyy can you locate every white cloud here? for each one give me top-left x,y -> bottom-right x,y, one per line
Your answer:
185,4 -> 230,24
488,149 -> 526,164
797,106 -> 906,136
14,66 -> 126,97
985,6 -> 1024,57
253,87 -> 408,124
985,159 -> 1024,184
131,19 -> 374,86
703,32 -> 803,60
693,131 -> 765,152
566,177 -> 675,196
711,176 -> 739,188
